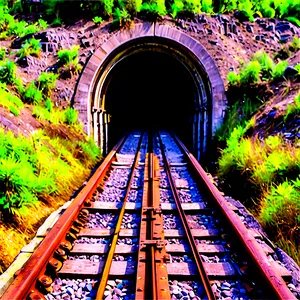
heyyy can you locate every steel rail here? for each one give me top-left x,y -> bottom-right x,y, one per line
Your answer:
135,152 -> 150,300
157,132 -> 216,300
95,132 -> 144,299
1,135 -> 128,300
149,152 -> 170,300
172,132 -> 296,300
136,140 -> 170,299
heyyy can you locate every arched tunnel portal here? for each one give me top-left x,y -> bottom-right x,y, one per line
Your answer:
73,23 -> 227,160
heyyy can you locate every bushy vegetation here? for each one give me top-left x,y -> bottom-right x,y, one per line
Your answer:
218,130 -> 300,257
0,6 -> 47,39
3,0 -> 298,28
0,127 -> 100,218
17,38 -> 41,59
0,83 -> 24,116
228,50 -> 294,87
0,59 -> 17,85
57,45 -> 82,78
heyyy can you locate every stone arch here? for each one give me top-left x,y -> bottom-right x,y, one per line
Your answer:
73,22 -> 227,159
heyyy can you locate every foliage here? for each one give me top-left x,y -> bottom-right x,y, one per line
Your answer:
289,37 -> 300,53
201,0 -> 213,13
171,0 -> 184,18
101,0 -> 114,15
0,59 -> 16,84
259,179 -> 300,244
37,72 -> 58,98
45,98 -> 53,112
0,125 -> 101,218
64,107 -> 78,125
284,93 -> 300,122
272,60 -> 288,80
17,38 -> 41,59
57,45 -> 81,78
23,82 -> 43,105
227,71 -> 240,86
0,47 -> 6,60
295,64 -> 300,75
240,61 -> 261,85
141,0 -> 167,20
113,7 -> 132,27
77,138 -> 101,165
214,95 -> 258,143
0,83 -> 24,116
252,50 -> 274,80
93,16 -> 104,25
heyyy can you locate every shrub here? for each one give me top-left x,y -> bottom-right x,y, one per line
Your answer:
58,45 -> 79,65
0,59 -> 16,84
0,47 -> 6,60
227,71 -> 240,86
284,92 -> 300,122
122,0 -> 143,15
289,36 -> 300,52
57,45 -> 81,78
65,107 -> 78,125
45,98 -> 53,112
141,0 -> 167,20
93,16 -> 104,25
17,38 -> 41,59
272,60 -> 288,79
238,0 -> 254,21
37,72 -> 58,98
77,138 -> 101,164
0,85 -> 23,116
38,19 -> 48,30
184,0 -> 201,14
295,64 -> 300,76
240,61 -> 261,85
0,156 -> 39,216
259,179 -> 300,245
101,0 -> 114,15
23,82 -> 43,105
201,0 -> 213,13
252,50 -> 274,79
171,0 -> 184,18
113,7 -> 132,27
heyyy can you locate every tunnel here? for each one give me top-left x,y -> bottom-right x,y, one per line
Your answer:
104,51 -> 196,150
73,24 -> 227,161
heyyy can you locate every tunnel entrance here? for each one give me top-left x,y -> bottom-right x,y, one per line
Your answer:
105,51 -> 196,150
73,24 -> 227,161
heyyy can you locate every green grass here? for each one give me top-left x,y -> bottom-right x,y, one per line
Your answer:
284,92 -> 300,122
17,38 -> 41,59
0,83 -> 24,116
0,126 -> 101,218
37,72 -> 58,98
0,59 -> 17,84
57,45 -> 82,78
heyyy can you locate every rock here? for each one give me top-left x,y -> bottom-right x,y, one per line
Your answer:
209,39 -> 218,45
17,57 -> 29,67
81,38 -> 90,47
275,22 -> 290,33
283,66 -> 299,79
280,34 -> 291,43
246,24 -> 254,33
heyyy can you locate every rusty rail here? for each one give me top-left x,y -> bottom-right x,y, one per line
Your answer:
95,132 -> 144,299
172,132 -> 296,300
157,132 -> 216,300
1,135 -> 128,300
136,148 -> 170,299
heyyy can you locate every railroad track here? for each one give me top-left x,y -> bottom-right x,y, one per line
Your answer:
1,131 -> 296,300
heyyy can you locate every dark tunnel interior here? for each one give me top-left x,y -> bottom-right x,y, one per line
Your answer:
105,50 -> 198,150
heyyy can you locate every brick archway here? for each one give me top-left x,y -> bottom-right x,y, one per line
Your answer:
73,22 -> 226,159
